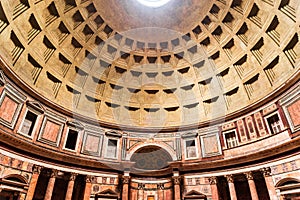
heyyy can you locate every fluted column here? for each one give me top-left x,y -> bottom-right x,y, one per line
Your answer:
209,177 -> 219,200
26,165 -> 42,200
44,169 -> 58,200
122,175 -> 130,200
173,176 -> 181,200
157,183 -> 164,200
245,172 -> 259,200
262,167 -> 278,200
137,183 -> 145,200
65,173 -> 77,200
83,175 -> 93,200
225,175 -> 237,200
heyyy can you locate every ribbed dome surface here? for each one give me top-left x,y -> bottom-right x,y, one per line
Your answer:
0,0 -> 299,128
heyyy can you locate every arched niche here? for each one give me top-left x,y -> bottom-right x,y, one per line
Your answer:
130,145 -> 173,171
126,142 -> 177,161
2,174 -> 28,184
276,178 -> 300,187
276,178 -> 300,199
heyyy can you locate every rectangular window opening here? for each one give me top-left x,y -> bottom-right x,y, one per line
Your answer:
225,131 -> 238,148
106,139 -> 118,158
266,113 -> 282,134
65,129 -> 78,150
185,140 -> 196,158
20,111 -> 37,136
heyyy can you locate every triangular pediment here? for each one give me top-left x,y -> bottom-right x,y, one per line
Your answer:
99,188 -> 118,195
96,188 -> 118,198
185,190 -> 207,197
105,131 -> 122,138
26,101 -> 45,114
181,132 -> 198,138
67,120 -> 84,130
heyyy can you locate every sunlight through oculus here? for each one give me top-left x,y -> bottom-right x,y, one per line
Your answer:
136,0 -> 172,8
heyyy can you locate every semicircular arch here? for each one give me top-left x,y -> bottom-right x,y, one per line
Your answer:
126,142 -> 177,161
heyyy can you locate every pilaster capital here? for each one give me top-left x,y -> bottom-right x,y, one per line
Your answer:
209,176 -> 218,185
261,167 -> 272,177
69,173 -> 78,181
225,174 -> 234,183
244,171 -> 253,180
32,165 -> 43,174
122,176 -> 130,184
138,183 -> 145,190
172,176 -> 181,185
157,183 -> 164,190
85,175 -> 94,183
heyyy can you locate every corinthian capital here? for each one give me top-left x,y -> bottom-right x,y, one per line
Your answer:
85,175 -> 94,183
172,176 -> 181,185
32,165 -> 43,174
122,176 -> 130,184
50,169 -> 59,178
244,172 -> 253,180
69,173 -> 78,181
225,175 -> 234,183
261,167 -> 271,177
209,177 -> 217,185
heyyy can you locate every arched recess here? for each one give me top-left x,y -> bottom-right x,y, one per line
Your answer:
129,145 -> 174,171
0,174 -> 29,200
126,142 -> 177,161
276,177 -> 300,199
2,174 -> 28,184
275,178 -> 300,187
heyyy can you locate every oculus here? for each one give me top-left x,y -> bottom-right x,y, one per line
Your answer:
136,0 -> 172,8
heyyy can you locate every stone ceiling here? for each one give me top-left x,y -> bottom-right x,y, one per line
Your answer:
0,0 -> 299,128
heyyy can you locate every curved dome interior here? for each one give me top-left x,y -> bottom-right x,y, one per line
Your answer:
0,0 -> 298,128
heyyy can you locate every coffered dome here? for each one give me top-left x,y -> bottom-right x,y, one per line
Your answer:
0,0 -> 298,129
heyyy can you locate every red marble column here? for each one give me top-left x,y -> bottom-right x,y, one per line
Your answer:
245,172 -> 259,200
25,165 -> 42,200
164,189 -> 173,200
83,175 -> 93,200
157,183 -> 164,200
130,188 -> 137,200
225,175 -> 237,200
262,167 -> 278,200
65,173 -> 77,200
137,183 -> 145,200
209,177 -> 219,200
172,176 -> 181,200
122,176 -> 130,200
44,169 -> 58,200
